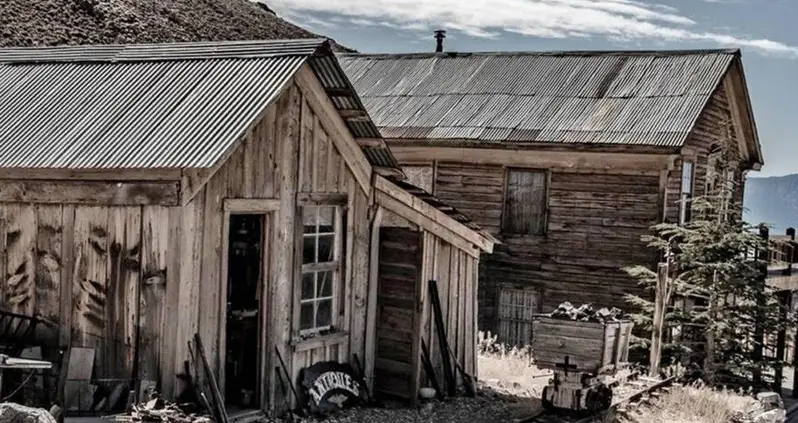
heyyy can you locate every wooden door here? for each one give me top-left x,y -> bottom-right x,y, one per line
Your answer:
374,227 -> 422,400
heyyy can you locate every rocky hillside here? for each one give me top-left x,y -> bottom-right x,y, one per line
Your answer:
0,0 -> 352,50
744,174 -> 798,233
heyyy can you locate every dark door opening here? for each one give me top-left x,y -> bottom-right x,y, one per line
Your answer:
225,214 -> 264,410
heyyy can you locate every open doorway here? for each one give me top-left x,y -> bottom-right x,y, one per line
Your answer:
225,214 -> 264,411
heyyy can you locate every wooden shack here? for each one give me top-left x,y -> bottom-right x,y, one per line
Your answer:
339,49 -> 764,346
0,39 -> 494,414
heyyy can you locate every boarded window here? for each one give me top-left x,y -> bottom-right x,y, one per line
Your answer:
679,161 -> 694,226
497,288 -> 540,347
502,170 -> 547,235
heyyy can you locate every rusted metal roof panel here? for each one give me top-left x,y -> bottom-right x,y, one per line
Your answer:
339,49 -> 737,147
0,39 -> 402,171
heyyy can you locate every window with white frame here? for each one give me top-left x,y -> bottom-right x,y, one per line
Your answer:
299,205 -> 343,334
679,161 -> 694,226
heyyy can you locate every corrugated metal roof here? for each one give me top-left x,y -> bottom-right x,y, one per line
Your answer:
338,49 -> 739,147
0,39 -> 402,171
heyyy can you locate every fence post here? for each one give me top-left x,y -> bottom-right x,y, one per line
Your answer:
752,226 -> 769,388
774,291 -> 789,394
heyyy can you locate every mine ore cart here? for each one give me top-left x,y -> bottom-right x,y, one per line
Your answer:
532,312 -> 634,412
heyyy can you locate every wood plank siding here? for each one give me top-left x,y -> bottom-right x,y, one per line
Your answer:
666,79 -> 747,223
386,72 -> 752,346
0,63 -> 489,414
374,227 -> 421,399
374,213 -> 480,397
0,74 -> 372,403
180,77 -> 372,411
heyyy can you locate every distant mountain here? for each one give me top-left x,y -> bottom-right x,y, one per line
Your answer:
744,174 -> 798,234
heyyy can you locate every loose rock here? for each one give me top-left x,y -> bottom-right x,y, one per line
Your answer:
548,301 -> 625,323
0,403 -> 57,423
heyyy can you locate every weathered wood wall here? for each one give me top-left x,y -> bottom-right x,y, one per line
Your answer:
665,74 -> 747,223
419,230 -> 478,393
177,68 -> 372,413
0,63 -> 487,414
373,210 -> 479,400
388,71 -> 755,346
424,162 -> 660,331
0,203 -> 165,385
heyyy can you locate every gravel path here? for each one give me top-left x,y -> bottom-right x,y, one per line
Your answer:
278,389 -> 541,423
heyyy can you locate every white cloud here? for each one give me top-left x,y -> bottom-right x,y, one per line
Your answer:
265,0 -> 798,57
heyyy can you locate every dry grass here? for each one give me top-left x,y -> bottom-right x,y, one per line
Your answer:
617,382 -> 759,423
476,331 -> 551,398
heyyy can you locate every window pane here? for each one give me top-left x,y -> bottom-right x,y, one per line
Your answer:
301,272 -> 315,300
302,206 -> 318,234
317,299 -> 332,328
299,303 -> 314,331
317,271 -> 334,297
302,235 -> 316,264
318,207 -> 334,233
318,234 -> 335,263
681,161 -> 694,194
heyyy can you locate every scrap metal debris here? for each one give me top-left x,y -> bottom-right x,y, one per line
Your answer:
548,302 -> 625,323
111,393 -> 212,423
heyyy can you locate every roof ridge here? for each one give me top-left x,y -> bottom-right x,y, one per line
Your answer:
338,48 -> 741,60
0,38 -> 331,64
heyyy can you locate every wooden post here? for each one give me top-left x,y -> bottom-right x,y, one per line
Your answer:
787,228 -> 796,275
650,262 -> 668,377
775,290 -> 789,394
753,226 -> 769,388
792,290 -> 798,397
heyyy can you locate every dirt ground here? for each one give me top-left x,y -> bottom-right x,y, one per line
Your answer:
293,386 -> 541,423
283,343 -> 548,423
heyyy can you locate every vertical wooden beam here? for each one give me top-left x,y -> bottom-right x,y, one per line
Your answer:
348,187 -> 370,363
218,209 -> 231,398
161,207 -> 182,398
753,225 -> 769,387
793,290 -> 798,397
59,206 -> 74,347
259,213 -> 273,410
409,229 -> 425,404
269,83 -> 301,415
35,205 -> 62,346
471,256 -> 479,378
140,206 -> 167,387
175,195 -> 202,400
463,255 -> 475,378
775,290 -> 789,394
364,206 -> 383,391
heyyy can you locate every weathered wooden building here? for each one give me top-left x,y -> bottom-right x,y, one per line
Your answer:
340,49 -> 764,345
0,39 -> 495,413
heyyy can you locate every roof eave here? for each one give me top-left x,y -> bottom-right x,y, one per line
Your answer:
732,55 -> 764,168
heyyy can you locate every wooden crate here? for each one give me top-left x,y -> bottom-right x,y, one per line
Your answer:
531,316 -> 633,373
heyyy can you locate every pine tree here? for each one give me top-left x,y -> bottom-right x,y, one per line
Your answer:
623,119 -> 794,388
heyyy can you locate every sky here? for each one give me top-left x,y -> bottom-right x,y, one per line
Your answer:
266,0 -> 797,177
